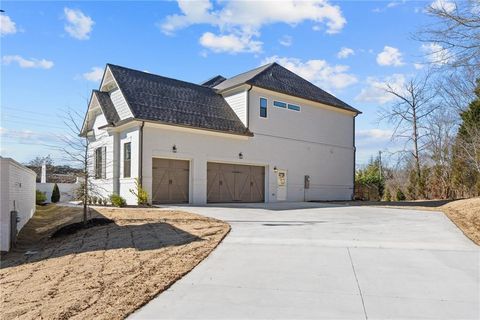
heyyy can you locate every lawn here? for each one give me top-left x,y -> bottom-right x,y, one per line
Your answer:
0,204 -> 230,320
333,197 -> 480,245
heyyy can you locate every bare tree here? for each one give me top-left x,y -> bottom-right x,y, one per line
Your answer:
417,0 -> 480,70
56,109 -> 92,224
380,74 -> 441,198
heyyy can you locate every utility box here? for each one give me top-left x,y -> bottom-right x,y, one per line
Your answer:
304,175 -> 310,189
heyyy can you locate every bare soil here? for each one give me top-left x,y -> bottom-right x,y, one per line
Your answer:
0,205 -> 230,320
329,198 -> 480,245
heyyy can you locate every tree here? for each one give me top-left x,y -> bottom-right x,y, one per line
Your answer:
51,183 -> 60,203
452,80 -> 480,196
356,155 -> 385,199
381,74 -> 440,198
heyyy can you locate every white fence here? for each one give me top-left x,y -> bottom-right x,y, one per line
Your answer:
36,182 -> 80,203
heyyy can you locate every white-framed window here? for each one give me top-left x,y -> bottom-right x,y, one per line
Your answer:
95,146 -> 106,179
260,97 -> 267,118
123,142 -> 131,178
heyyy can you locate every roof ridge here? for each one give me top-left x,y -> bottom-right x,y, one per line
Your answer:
107,63 -> 216,92
224,62 -> 274,81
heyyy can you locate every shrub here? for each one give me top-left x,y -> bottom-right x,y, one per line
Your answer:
383,189 -> 392,202
87,196 -> 93,205
395,189 -> 406,201
51,183 -> 60,203
129,178 -> 149,206
36,190 -> 46,205
109,194 -> 126,207
92,196 -> 98,205
102,198 -> 108,206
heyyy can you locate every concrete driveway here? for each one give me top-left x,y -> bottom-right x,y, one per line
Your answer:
131,202 -> 479,319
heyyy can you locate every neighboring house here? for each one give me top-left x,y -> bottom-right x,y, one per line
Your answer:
0,157 -> 36,251
35,164 -> 81,203
81,63 -> 361,205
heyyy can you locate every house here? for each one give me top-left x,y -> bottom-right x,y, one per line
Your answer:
0,157 -> 36,251
81,63 -> 361,205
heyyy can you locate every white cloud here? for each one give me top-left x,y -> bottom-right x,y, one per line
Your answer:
199,32 -> 262,53
413,63 -> 424,70
161,0 -> 346,53
0,14 -> 17,36
421,43 -> 453,65
279,35 -> 293,47
261,56 -> 358,91
430,0 -> 455,13
83,67 -> 104,82
376,46 -> 404,67
64,8 -> 94,40
337,47 -> 354,59
357,129 -> 393,140
355,74 -> 406,104
2,55 -> 54,69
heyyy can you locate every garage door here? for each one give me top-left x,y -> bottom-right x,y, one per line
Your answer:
207,162 -> 265,203
152,158 -> 189,204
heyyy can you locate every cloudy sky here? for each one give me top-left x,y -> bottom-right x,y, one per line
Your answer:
1,0 -> 444,165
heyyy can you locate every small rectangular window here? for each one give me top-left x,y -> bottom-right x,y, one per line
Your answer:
95,147 -> 106,179
288,104 -> 301,111
123,142 -> 131,178
273,101 -> 287,108
260,98 -> 267,118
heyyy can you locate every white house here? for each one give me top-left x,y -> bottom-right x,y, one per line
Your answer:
81,63 -> 361,205
0,157 -> 36,251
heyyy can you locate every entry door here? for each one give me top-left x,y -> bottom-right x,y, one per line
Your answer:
152,158 -> 189,204
207,162 -> 265,203
276,170 -> 287,201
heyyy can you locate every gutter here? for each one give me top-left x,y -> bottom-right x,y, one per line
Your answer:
139,121 -> 145,186
352,114 -> 357,200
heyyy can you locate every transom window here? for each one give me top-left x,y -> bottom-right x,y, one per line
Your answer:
287,104 -> 301,111
273,101 -> 287,108
260,98 -> 267,118
123,142 -> 131,178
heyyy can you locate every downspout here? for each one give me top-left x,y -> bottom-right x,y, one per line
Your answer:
352,114 -> 357,200
246,85 -> 253,128
138,121 -> 145,186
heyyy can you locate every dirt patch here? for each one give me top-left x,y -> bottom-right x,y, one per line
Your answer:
51,218 -> 114,238
326,198 -> 480,245
0,205 -> 230,320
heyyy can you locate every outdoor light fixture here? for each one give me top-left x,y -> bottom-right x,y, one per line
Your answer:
172,145 -> 177,153
238,152 -> 243,159
273,166 -> 278,172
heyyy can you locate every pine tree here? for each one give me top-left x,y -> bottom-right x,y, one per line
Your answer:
51,183 -> 60,203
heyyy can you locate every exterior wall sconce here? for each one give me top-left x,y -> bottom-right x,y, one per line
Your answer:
273,166 -> 278,172
172,145 -> 177,153
238,152 -> 243,159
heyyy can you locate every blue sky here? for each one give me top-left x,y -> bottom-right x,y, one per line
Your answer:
1,0 -> 441,166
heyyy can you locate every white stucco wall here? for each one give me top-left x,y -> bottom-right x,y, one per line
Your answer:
118,126 -> 140,204
0,158 -> 36,251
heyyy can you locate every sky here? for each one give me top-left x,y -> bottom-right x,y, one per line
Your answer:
0,0 -> 445,166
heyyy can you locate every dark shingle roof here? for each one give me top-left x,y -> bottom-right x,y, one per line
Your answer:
93,90 -> 120,124
107,64 -> 251,136
215,63 -> 361,114
200,75 -> 226,88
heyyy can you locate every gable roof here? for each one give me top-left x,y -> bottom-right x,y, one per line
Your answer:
200,75 -> 226,88
214,63 -> 360,114
93,90 -> 120,125
106,64 -> 252,136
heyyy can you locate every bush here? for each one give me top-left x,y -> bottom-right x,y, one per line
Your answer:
383,189 -> 392,202
92,196 -> 98,205
395,189 -> 406,201
109,194 -> 126,207
129,178 -> 149,205
36,190 -> 46,205
51,183 -> 60,203
102,197 -> 108,206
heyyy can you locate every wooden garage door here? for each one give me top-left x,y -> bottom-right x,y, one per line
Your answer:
152,158 -> 189,204
207,162 -> 265,203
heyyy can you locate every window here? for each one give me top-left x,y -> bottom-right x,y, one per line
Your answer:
95,147 -> 106,179
273,101 -> 287,108
260,98 -> 267,118
288,104 -> 301,111
123,142 -> 131,178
